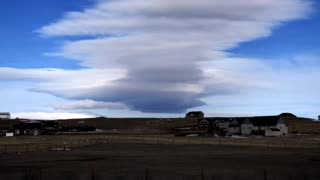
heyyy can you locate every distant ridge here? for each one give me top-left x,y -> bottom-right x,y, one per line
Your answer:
0,116 -> 319,134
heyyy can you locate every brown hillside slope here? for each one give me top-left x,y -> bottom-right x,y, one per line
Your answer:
0,119 -> 20,129
287,117 -> 320,134
58,117 -> 190,132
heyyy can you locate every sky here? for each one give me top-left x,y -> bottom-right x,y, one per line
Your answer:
0,0 -> 319,119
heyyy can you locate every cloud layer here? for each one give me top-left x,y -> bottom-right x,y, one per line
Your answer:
6,0 -> 315,114
54,99 -> 128,110
12,112 -> 96,120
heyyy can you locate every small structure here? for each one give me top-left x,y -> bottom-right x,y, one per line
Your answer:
0,112 -> 11,119
318,115 -> 320,121
185,111 -> 204,119
265,128 -> 282,137
5,132 -> 13,137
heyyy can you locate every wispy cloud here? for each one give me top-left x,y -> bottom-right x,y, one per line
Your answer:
54,99 -> 128,110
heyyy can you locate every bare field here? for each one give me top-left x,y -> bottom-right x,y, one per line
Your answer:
0,134 -> 320,154
0,142 -> 319,180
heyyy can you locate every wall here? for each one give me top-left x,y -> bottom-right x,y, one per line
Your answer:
228,127 -> 240,134
0,114 -> 10,119
265,129 -> 282,137
276,124 -> 288,136
241,124 -> 253,135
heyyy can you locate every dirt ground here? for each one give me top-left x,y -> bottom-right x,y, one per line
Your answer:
0,143 -> 319,180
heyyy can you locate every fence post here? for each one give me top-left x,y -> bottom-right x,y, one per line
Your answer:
201,168 -> 205,180
145,168 -> 149,180
91,168 -> 95,180
39,168 -> 42,180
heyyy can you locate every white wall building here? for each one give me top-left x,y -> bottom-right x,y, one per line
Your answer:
0,112 -> 11,119
204,114 -> 289,137
240,116 -> 288,136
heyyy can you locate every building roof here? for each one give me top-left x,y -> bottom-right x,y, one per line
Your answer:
268,128 -> 281,131
0,112 -> 10,115
186,111 -> 204,117
248,116 -> 280,126
186,111 -> 204,115
205,115 -> 281,126
205,117 -> 247,124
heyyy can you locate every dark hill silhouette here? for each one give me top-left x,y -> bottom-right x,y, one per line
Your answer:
0,116 -> 319,134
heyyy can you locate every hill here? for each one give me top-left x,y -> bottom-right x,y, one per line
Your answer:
0,116 -> 319,134
47,116 -> 320,134
287,117 -> 320,134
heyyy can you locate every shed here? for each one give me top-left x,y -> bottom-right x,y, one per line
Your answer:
0,112 -> 11,119
5,132 -> 14,137
265,128 -> 282,137
185,111 -> 204,119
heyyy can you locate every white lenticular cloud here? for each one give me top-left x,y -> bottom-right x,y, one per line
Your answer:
39,0 -> 311,37
54,99 -> 128,110
12,112 -> 96,120
29,0 -> 314,113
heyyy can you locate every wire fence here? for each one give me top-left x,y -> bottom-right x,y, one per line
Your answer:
15,167 -> 319,180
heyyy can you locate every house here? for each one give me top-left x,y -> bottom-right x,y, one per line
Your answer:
201,114 -> 289,137
10,120 -> 60,136
185,111 -> 204,119
240,116 -> 288,136
241,116 -> 288,136
205,117 -> 247,135
0,112 -> 11,119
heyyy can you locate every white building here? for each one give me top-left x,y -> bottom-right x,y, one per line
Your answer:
203,114 -> 289,137
0,112 -> 11,119
241,116 -> 288,136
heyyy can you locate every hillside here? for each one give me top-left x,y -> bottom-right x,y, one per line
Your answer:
49,116 -> 320,134
57,117 -> 190,133
287,117 -> 320,134
0,116 -> 319,134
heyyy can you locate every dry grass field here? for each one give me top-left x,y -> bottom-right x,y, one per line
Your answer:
0,142 -> 319,180
0,134 -> 319,153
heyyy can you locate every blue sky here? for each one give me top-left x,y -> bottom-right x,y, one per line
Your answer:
0,0 -> 319,119
0,0 -> 91,69
229,7 -> 320,59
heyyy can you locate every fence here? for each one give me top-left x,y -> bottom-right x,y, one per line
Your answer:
17,167 -> 315,180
